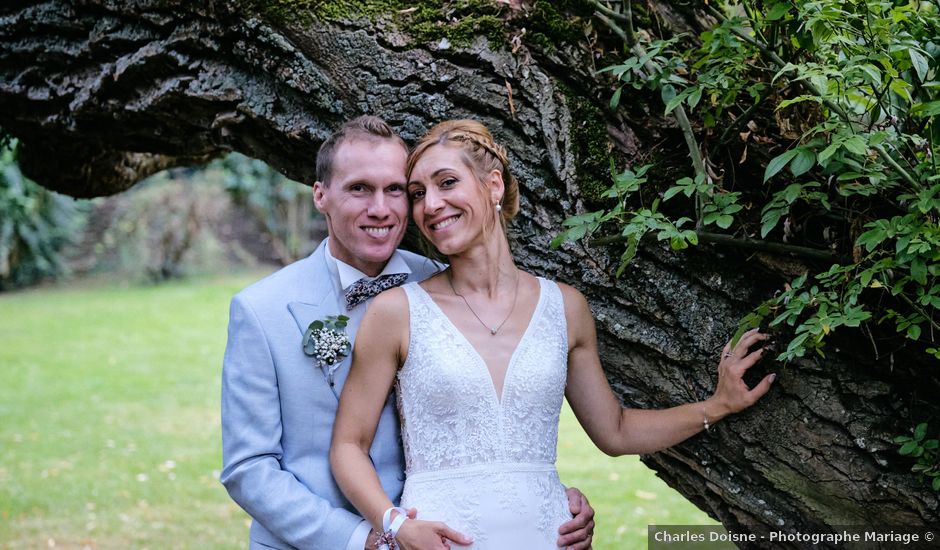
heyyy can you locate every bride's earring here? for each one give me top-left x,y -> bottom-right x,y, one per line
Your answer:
495,202 -> 502,212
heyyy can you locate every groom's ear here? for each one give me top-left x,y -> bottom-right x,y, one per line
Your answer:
313,181 -> 327,211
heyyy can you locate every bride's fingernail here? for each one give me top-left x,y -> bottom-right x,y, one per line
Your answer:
770,373 -> 777,384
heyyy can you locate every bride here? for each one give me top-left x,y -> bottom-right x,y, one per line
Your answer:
330,120 -> 774,549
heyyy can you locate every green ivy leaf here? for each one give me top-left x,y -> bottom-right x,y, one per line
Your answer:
766,2 -> 791,20
859,64 -> 882,85
900,440 -> 918,455
664,94 -> 685,115
777,95 -> 822,109
932,477 -> 940,492
784,183 -> 803,203
890,79 -> 913,103
790,149 -> 816,177
661,84 -> 677,105
818,140 -> 843,164
616,235 -> 639,277
912,100 -> 940,117
909,49 -> 930,82
670,236 -> 689,250
663,186 -> 685,201
843,136 -> 867,155
915,423 -> 928,442
688,87 -> 703,110
764,149 -> 799,182
868,131 -> 888,146
912,258 -> 928,285
610,86 -> 624,109
761,210 -> 784,238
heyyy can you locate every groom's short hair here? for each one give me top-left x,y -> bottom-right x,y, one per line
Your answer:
315,115 -> 407,186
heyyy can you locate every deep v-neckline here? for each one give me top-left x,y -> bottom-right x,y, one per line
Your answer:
413,278 -> 546,405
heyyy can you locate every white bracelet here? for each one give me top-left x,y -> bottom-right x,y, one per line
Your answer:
389,513 -> 406,535
382,506 -> 407,531
379,506 -> 408,550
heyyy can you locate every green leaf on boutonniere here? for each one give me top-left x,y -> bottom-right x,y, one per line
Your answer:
302,326 -> 318,356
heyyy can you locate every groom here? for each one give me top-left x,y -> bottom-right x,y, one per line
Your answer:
221,116 -> 595,550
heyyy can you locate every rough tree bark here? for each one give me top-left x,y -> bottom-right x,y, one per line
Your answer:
2,0 -> 937,544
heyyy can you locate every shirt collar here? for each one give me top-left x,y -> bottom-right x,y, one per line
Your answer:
323,237 -> 411,291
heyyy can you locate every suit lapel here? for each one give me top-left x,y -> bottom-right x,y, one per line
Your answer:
287,243 -> 345,401
287,245 -> 437,401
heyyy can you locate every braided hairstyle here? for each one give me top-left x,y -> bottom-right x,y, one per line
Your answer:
406,120 -> 520,228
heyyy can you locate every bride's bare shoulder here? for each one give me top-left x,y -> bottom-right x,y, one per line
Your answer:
369,286 -> 410,319
554,281 -> 588,307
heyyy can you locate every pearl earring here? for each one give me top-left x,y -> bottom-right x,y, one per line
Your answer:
495,202 -> 502,212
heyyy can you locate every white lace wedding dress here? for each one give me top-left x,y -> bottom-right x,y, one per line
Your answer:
397,278 -> 572,549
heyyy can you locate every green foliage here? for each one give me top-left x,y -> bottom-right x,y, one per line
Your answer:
0,141 -> 87,290
558,0 -> 940,363
895,422 -> 940,492
524,0 -> 595,53
243,0 -> 507,47
551,164 -> 697,275
407,1 -> 506,46
93,172 -> 230,282
219,152 -> 320,265
242,0 -> 595,51
562,84 -> 620,202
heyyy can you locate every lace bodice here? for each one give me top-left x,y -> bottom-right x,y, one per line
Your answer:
397,278 -> 569,475
396,278 -> 573,548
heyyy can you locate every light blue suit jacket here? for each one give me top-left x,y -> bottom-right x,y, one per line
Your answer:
221,241 -> 441,550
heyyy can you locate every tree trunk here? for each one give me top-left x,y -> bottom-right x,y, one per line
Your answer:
2,0 -> 937,542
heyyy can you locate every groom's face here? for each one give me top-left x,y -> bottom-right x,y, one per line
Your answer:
313,138 -> 409,277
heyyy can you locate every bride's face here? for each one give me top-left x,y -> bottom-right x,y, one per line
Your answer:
407,144 -> 501,256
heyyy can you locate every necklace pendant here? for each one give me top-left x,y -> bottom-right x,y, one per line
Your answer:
490,328 -> 498,335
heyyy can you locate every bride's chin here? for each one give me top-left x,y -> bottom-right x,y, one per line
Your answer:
429,238 -> 464,257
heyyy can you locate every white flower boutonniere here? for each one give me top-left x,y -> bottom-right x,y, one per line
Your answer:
302,315 -> 351,387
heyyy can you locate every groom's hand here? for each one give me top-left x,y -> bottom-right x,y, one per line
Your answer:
558,486 -> 595,549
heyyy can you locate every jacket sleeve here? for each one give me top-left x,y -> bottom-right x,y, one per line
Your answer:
220,294 -> 363,550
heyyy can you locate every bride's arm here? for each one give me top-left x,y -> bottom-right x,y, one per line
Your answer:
330,289 -> 472,550
560,283 -> 775,456
331,289 -> 408,529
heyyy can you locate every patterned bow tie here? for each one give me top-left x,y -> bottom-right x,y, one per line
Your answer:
344,273 -> 409,310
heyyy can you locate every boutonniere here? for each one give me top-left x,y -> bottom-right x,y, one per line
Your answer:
302,315 -> 351,387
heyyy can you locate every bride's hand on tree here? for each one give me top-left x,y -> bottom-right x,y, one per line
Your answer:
395,518 -> 472,550
706,328 -> 776,420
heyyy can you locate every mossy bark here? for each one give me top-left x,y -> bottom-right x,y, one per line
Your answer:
1,0 -> 937,543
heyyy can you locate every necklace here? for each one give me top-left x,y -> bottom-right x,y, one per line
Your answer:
447,269 -> 520,335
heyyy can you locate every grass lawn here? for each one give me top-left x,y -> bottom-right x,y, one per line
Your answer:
0,273 -> 714,549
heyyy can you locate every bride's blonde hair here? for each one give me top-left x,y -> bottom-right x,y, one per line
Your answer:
406,120 -> 520,229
